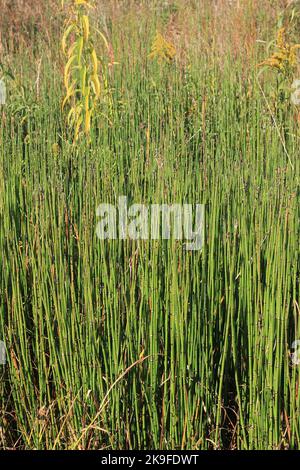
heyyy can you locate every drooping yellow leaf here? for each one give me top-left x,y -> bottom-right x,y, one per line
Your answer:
81,15 -> 90,42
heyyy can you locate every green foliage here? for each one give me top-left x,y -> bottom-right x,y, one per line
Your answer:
0,2 -> 300,451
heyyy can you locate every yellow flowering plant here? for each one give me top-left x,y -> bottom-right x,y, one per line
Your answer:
149,32 -> 176,64
258,28 -> 300,74
258,27 -> 300,120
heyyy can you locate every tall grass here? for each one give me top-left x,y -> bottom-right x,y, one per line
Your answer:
0,0 -> 300,450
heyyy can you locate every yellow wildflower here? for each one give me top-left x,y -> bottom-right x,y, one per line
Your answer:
258,28 -> 300,72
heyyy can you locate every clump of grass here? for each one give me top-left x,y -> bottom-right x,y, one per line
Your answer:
0,0 -> 300,451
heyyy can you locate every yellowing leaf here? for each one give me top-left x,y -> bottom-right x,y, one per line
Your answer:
149,32 -> 176,64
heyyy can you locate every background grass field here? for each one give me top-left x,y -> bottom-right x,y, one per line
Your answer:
0,0 -> 300,450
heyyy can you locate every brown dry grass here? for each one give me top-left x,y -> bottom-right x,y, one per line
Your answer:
0,0 -> 295,67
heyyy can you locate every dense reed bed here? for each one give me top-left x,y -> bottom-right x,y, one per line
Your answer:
0,0 -> 300,450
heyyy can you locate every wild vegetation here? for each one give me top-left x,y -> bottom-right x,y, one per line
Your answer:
0,0 -> 300,450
